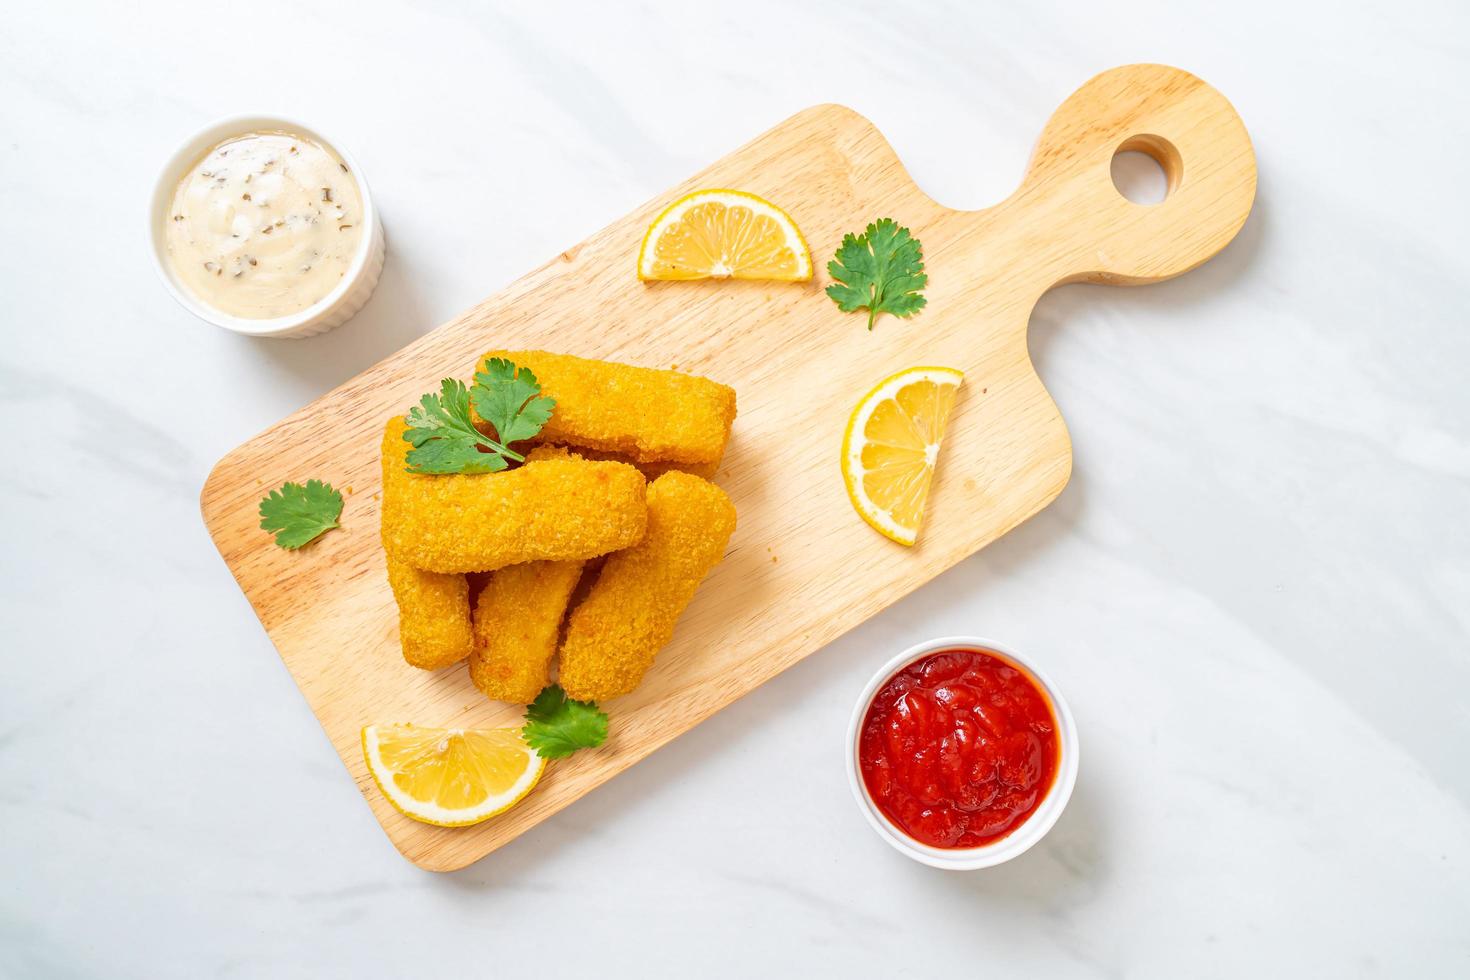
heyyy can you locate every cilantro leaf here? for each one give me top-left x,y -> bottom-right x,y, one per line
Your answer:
402,359 -> 555,475
521,685 -> 608,760
403,378 -> 519,474
258,479 -> 343,549
825,218 -> 928,330
471,358 -> 556,446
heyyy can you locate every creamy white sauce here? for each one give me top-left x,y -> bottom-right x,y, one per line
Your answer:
165,131 -> 364,320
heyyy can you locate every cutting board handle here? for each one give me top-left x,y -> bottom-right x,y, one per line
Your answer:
1005,63 -> 1257,288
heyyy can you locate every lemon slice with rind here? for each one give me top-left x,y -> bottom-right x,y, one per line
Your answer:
841,366 -> 964,546
638,189 -> 811,281
362,723 -> 546,827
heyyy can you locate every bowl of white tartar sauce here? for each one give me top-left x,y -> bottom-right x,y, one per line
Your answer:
149,116 -> 384,338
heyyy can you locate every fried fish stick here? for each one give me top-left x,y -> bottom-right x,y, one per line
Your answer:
380,417 -> 646,573
543,444 -> 719,482
473,350 -> 736,466
469,559 -> 583,703
636,458 -> 719,481
385,557 -> 473,670
559,471 -> 737,701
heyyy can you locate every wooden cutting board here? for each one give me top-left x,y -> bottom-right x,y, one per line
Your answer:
201,64 -> 1255,871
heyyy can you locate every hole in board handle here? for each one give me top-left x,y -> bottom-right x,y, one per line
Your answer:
1109,134 -> 1183,206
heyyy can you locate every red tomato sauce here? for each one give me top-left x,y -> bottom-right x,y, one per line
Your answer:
858,648 -> 1059,849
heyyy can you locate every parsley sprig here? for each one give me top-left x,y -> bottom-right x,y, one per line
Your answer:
522,685 -> 608,760
258,480 -> 343,549
472,357 -> 556,445
826,218 -> 928,330
403,358 -> 556,474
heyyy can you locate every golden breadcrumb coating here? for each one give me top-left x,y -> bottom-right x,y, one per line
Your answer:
472,350 -> 735,466
522,445 -> 575,463
469,559 -> 584,704
379,417 -> 647,573
543,444 -> 719,482
637,458 -> 719,481
385,557 -> 473,670
559,471 -> 737,701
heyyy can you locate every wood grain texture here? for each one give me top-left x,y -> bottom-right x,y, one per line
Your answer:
200,64 -> 1255,871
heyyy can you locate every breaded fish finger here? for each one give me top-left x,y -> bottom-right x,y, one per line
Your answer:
380,417 -> 646,573
385,557 -> 473,670
473,350 -> 735,466
559,471 -> 737,701
469,559 -> 583,704
542,444 -> 719,482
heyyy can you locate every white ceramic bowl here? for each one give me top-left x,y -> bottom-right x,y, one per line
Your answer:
148,115 -> 385,339
846,635 -> 1079,870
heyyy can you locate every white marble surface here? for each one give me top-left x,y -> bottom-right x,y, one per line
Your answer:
3,0 -> 1469,976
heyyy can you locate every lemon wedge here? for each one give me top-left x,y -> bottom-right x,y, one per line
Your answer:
362,723 -> 545,827
637,189 -> 811,281
841,366 -> 964,546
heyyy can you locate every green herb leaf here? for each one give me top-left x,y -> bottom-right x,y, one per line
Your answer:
471,358 -> 556,446
258,479 -> 343,549
825,218 -> 928,330
521,685 -> 608,760
402,359 -> 555,475
403,378 -> 518,474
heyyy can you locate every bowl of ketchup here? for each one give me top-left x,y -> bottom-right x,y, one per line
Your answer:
847,636 -> 1079,870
